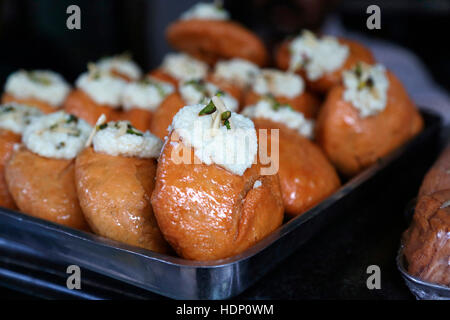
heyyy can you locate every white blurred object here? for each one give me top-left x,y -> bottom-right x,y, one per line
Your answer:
322,15 -> 450,125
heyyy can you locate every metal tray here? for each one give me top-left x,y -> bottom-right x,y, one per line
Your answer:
0,109 -> 442,299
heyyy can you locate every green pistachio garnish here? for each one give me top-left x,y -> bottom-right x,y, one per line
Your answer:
185,79 -> 207,95
97,123 -> 107,130
198,100 -> 217,115
1,106 -> 14,113
223,119 -> 231,130
66,114 -> 78,124
221,111 -> 231,121
354,63 -> 362,78
27,72 -> 52,86
216,90 -> 225,97
49,123 -> 58,130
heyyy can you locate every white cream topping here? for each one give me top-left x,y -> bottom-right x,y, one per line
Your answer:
253,180 -> 262,189
289,30 -> 349,81
180,2 -> 229,20
0,103 -> 43,134
96,54 -> 142,80
213,58 -> 260,88
342,63 -> 389,117
5,70 -> 71,107
161,53 -> 208,82
92,121 -> 162,158
22,111 -> 92,159
242,99 -> 314,138
171,103 -> 257,176
253,69 -> 304,98
122,77 -> 174,111
76,71 -> 127,107
179,80 -> 238,112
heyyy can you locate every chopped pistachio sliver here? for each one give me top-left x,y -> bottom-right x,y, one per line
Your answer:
56,141 -> 66,149
66,114 -> 78,124
126,124 -> 143,136
221,111 -> 231,121
223,119 -> 231,130
27,71 -> 52,85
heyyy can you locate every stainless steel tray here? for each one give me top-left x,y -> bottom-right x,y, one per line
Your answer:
0,109 -> 442,299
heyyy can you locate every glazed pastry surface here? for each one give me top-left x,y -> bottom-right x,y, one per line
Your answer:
5,147 -> 89,230
0,129 -> 20,209
253,118 -> 340,216
149,93 -> 185,139
419,145 -> 450,197
2,93 -> 57,114
316,70 -> 423,177
151,132 -> 284,260
167,20 -> 268,66
75,147 -> 169,253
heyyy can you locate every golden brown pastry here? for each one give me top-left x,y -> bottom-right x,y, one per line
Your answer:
63,66 -> 126,125
316,63 -> 423,177
5,111 -> 91,230
166,3 -> 267,66
75,121 -> 168,253
113,77 -> 175,132
0,103 -> 42,210
151,99 -> 284,260
243,69 -> 321,119
419,145 -> 450,197
242,99 -> 340,216
276,31 -> 375,93
402,190 -> 450,287
2,70 -> 71,113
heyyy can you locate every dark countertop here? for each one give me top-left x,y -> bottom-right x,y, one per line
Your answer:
0,121 -> 444,300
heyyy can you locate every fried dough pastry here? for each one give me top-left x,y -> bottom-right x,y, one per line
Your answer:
402,190 -> 450,287
149,93 -> 185,139
167,20 -> 268,66
0,129 -> 20,209
75,147 -> 169,253
253,118 -> 340,216
419,145 -> 450,197
2,93 -> 56,114
5,147 -> 89,230
64,89 -> 119,126
276,38 -> 375,93
151,132 -> 284,260
316,70 -> 423,177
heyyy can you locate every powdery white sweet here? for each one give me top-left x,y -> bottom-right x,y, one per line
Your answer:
213,58 -> 260,88
171,104 -> 257,176
161,53 -> 208,81
0,103 -> 43,134
289,30 -> 349,81
23,111 -> 92,159
180,2 -> 229,20
93,121 -> 162,158
242,100 -> 314,139
5,70 -> 71,107
96,55 -> 142,80
342,63 -> 389,117
122,77 -> 174,111
76,72 -> 126,107
179,80 -> 238,112
253,69 -> 304,98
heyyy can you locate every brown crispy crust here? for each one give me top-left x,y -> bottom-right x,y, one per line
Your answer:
167,19 -> 268,66
419,146 -> 450,197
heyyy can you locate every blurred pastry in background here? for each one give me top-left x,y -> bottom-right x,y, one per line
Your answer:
150,79 -> 238,139
276,30 -> 375,93
117,76 -> 175,132
64,64 -> 126,125
243,99 -> 340,216
418,145 -> 450,197
95,53 -> 142,82
315,62 -> 424,177
2,70 -> 71,113
166,2 -> 268,66
151,97 -> 284,260
75,120 -> 169,253
0,103 -> 42,209
149,52 -> 209,87
209,58 -> 261,105
243,69 -> 321,119
5,111 -> 91,230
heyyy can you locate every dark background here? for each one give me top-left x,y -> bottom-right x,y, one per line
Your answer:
0,0 -> 448,92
